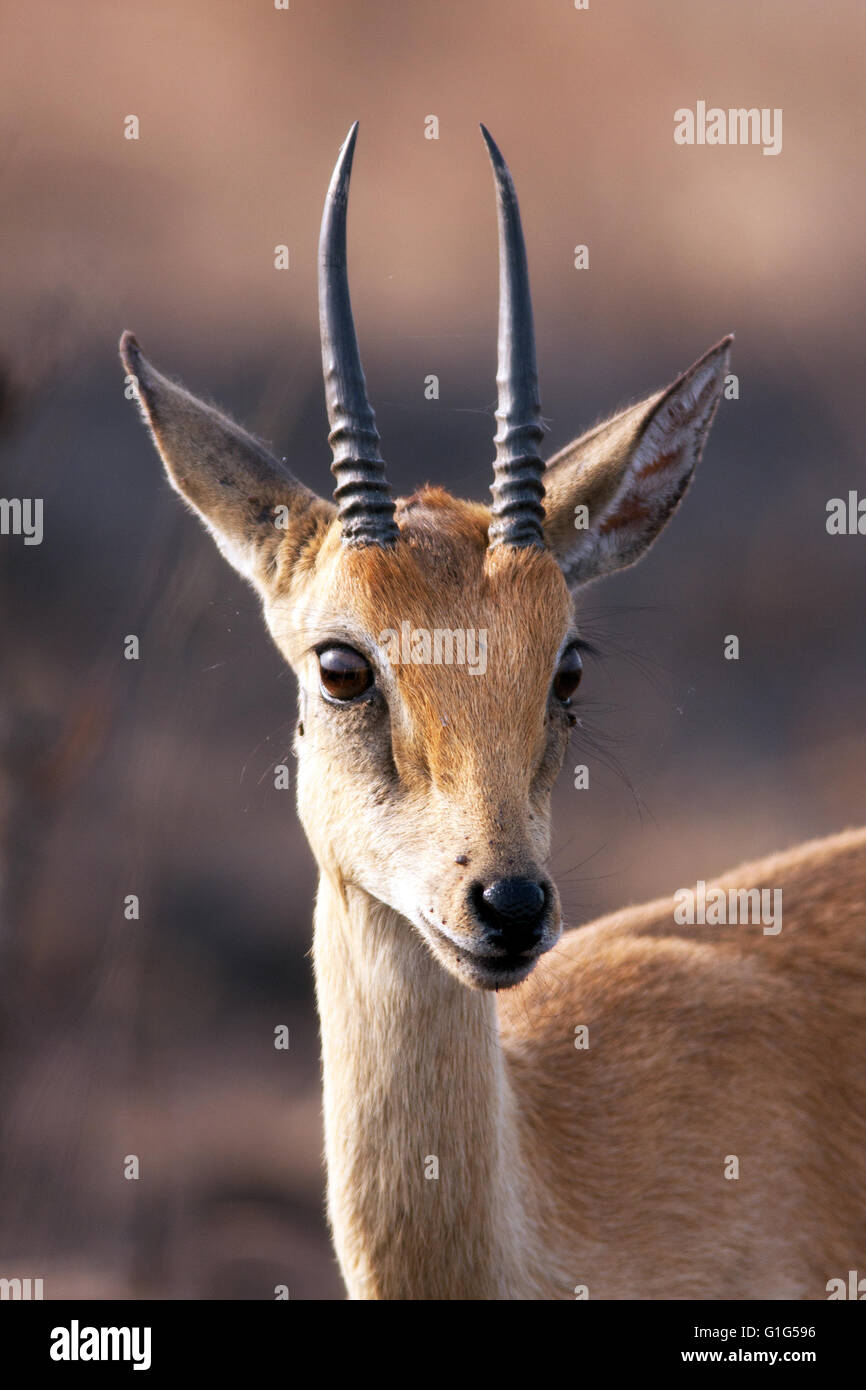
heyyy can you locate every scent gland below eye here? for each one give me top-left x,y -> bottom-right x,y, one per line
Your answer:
552,645 -> 583,704
318,644 -> 374,702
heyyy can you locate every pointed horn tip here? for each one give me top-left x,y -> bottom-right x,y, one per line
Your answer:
479,125 -> 519,207
337,121 -> 360,164
326,123 -> 360,201
479,124 -> 505,166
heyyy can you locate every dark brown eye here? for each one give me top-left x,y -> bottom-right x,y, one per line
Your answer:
552,645 -> 583,704
318,644 -> 374,702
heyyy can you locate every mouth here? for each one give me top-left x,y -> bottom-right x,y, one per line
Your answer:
420,914 -> 547,990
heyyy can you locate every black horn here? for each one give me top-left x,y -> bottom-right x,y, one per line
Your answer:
480,126 -> 546,550
319,123 -> 398,546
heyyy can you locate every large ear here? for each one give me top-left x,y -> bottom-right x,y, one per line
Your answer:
119,332 -> 335,593
542,337 -> 732,587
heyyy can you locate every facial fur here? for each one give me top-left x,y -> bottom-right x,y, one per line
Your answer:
119,319 -> 730,989
264,487 -> 573,989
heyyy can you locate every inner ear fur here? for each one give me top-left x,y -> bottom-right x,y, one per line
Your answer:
120,332 -> 335,594
542,337 -> 732,587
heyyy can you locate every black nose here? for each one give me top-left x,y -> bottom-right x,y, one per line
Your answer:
471,877 -> 549,954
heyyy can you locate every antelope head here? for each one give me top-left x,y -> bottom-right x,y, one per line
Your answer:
120,124 -> 731,990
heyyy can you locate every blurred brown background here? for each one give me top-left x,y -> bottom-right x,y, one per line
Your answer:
0,0 -> 863,1299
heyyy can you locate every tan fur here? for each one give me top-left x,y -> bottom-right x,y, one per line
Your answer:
313,828 -> 866,1299
121,331 -> 864,1300
272,501 -> 865,1300
499,827 -> 866,1298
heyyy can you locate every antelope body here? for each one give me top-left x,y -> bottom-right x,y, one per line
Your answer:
121,125 -> 866,1300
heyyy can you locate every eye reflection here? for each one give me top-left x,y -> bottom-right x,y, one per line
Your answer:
318,644 -> 374,702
